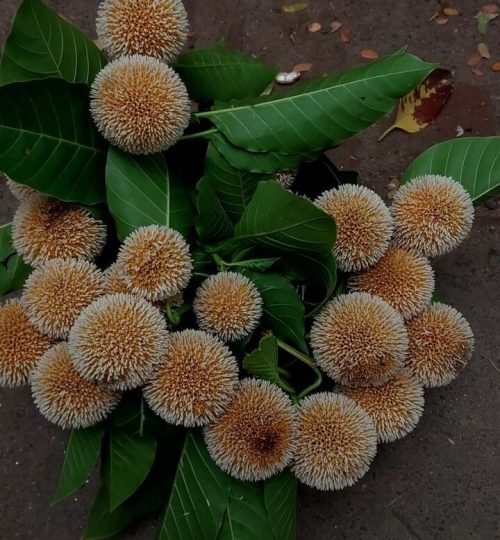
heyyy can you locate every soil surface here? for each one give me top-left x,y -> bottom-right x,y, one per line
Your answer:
1,1 -> 499,539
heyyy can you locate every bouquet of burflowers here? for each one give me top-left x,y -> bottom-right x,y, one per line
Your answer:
0,1 -> 498,538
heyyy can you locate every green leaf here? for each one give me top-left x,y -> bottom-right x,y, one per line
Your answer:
0,79 -> 106,204
174,42 -> 278,102
106,429 -> 157,511
0,223 -> 15,262
51,424 -> 105,505
111,393 -> 163,439
245,271 -> 307,353
158,431 -> 232,540
226,257 -> 280,272
402,136 -> 500,202
234,181 -> 336,256
198,50 -> 435,154
0,253 -> 32,296
0,0 -> 106,86
196,176 -> 234,243
264,471 -> 296,540
105,147 -> 195,240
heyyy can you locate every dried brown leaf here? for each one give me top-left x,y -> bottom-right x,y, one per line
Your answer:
330,20 -> 342,32
292,62 -> 312,72
360,48 -> 379,59
466,51 -> 482,65
340,28 -> 353,43
478,42 -> 491,58
435,15 -> 449,24
471,66 -> 485,76
482,3 -> 499,14
307,22 -> 322,32
491,61 -> 500,71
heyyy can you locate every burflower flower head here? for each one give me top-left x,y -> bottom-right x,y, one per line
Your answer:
22,259 -> 105,340
6,178 -> 38,201
293,393 -> 377,491
314,184 -> 393,272
0,299 -> 52,388
405,302 -> 474,387
143,329 -> 238,427
194,272 -> 263,341
204,379 -> 296,482
391,174 -> 474,257
31,343 -> 120,429
349,247 -> 435,320
90,55 -> 190,155
340,368 -> 424,443
96,0 -> 188,62
310,292 -> 408,387
12,195 -> 106,266
117,225 -> 192,301
68,293 -> 169,390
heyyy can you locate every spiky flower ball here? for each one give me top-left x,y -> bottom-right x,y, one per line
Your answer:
90,56 -> 190,155
117,225 -> 192,301
340,369 -> 424,443
69,294 -> 169,390
391,175 -> 474,257
349,247 -> 434,320
194,272 -> 263,341
31,343 -> 120,429
314,184 -> 393,272
293,393 -> 377,490
6,179 -> 38,201
0,300 -> 52,387
311,292 -> 407,387
22,259 -> 104,340
204,379 -> 296,482
143,330 -> 238,427
405,303 -> 474,387
96,0 -> 188,62
12,195 -> 106,266
275,169 -> 297,189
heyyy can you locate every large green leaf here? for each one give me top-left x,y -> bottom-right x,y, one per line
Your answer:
0,0 -> 106,86
111,393 -> 163,439
105,148 -> 195,240
0,79 -> 106,204
196,176 -> 234,243
233,181 -> 336,256
245,271 -> 307,353
174,43 -> 277,102
106,429 -> 157,511
0,253 -> 32,296
264,471 -> 296,540
197,49 -> 435,154
0,223 -> 15,262
402,136 -> 500,201
51,424 -> 105,505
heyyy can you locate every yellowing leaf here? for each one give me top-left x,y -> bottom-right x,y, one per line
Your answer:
443,7 -> 460,15
478,42 -> 491,58
282,2 -> 308,12
378,68 -> 453,141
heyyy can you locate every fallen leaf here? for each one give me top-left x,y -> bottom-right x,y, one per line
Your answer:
475,10 -> 499,35
478,42 -> 491,58
467,51 -> 482,65
360,48 -> 379,59
378,68 -> 454,141
471,66 -> 485,76
482,4 -> 499,14
275,71 -> 301,84
491,61 -> 500,71
293,62 -> 312,72
443,7 -> 460,15
282,2 -> 308,13
435,15 -> 449,24
456,125 -> 464,137
340,28 -> 353,43
307,22 -> 321,32
330,20 -> 342,32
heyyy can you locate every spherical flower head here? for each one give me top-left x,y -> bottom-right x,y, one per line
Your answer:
310,292 -> 408,387
11,195 -> 106,266
90,56 -> 191,155
143,329 -> 238,427
293,393 -> 377,491
315,184 -> 393,272
96,0 -> 188,62
275,169 -> 297,189
391,175 -> 474,257
68,293 -> 169,390
6,179 -> 38,201
22,259 -> 105,340
405,303 -> 474,387
204,379 -> 296,482
340,368 -> 424,443
194,272 -> 263,341
31,343 -> 121,429
349,247 -> 434,320
0,299 -> 52,387
117,225 -> 192,302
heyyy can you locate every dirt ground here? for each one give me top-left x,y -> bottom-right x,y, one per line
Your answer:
1,1 -> 499,539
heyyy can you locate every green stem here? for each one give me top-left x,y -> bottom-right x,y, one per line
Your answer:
180,128 -> 218,141
212,253 -> 227,272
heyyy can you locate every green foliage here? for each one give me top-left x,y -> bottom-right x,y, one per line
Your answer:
0,222 -> 31,295
0,0 -> 106,86
0,223 -> 15,262
264,470 -> 297,540
403,136 -> 500,202
0,79 -> 107,204
52,424 -> 105,505
174,42 -> 277,102
196,176 -> 234,243
105,148 -> 195,240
